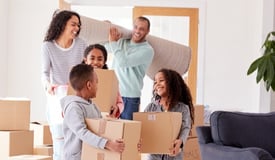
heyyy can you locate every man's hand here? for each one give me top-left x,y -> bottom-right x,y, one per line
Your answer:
108,106 -> 120,118
109,27 -> 122,42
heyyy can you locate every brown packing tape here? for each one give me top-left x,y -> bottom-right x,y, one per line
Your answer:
97,153 -> 105,160
98,119 -> 107,134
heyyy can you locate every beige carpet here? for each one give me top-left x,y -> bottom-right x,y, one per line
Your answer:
79,16 -> 191,79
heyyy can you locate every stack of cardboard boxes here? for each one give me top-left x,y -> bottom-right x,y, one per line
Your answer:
30,121 -> 53,158
0,98 -> 52,160
183,105 -> 204,160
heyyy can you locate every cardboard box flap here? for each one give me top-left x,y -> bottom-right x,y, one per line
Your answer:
30,121 -> 52,145
85,118 -> 124,140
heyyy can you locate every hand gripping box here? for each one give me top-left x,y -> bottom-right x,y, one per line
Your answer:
81,118 -> 141,160
133,112 -> 182,154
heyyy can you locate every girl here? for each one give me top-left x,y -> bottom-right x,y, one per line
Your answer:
144,68 -> 194,160
83,44 -> 124,118
41,10 -> 87,160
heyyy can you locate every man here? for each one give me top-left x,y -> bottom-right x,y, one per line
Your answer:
105,16 -> 154,120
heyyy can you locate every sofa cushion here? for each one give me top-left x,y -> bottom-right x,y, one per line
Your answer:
210,111 -> 275,157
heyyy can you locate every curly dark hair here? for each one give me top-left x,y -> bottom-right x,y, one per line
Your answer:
82,44 -> 108,69
44,10 -> 81,42
153,68 -> 194,125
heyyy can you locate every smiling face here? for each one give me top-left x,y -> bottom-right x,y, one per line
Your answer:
131,18 -> 150,43
84,48 -> 106,69
154,72 -> 168,98
63,15 -> 80,39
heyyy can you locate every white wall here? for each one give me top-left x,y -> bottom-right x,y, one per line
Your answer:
6,0 -> 58,121
203,0 -> 263,112
3,0 -> 274,121
0,0 -> 8,97
259,0 -> 275,112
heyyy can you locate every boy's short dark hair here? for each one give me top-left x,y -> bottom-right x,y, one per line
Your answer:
69,64 -> 94,91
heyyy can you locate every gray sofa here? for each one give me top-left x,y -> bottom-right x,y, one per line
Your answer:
196,111 -> 275,160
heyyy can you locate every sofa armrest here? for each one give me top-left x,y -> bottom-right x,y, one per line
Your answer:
196,126 -> 213,144
198,142 -> 273,160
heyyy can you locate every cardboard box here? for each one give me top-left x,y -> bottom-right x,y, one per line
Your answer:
0,98 -> 30,130
67,69 -> 119,113
9,155 -> 52,160
183,137 -> 201,160
81,118 -> 141,160
67,84 -> 75,95
133,112 -> 182,154
0,130 -> 33,160
33,145 -> 53,156
30,122 -> 53,145
190,105 -> 204,137
93,69 -> 119,112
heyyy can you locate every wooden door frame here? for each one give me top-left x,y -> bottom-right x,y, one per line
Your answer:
133,7 -> 199,103
59,0 -> 71,10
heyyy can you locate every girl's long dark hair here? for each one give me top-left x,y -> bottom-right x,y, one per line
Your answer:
153,68 -> 194,125
82,44 -> 108,69
44,10 -> 81,42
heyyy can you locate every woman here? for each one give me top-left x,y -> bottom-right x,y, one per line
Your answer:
144,68 -> 194,160
41,10 -> 87,160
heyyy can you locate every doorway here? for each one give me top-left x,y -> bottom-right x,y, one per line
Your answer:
133,6 -> 199,103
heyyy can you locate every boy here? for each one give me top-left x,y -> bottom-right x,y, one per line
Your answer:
61,64 -> 125,160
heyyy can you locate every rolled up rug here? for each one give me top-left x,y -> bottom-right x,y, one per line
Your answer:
79,15 -> 191,79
